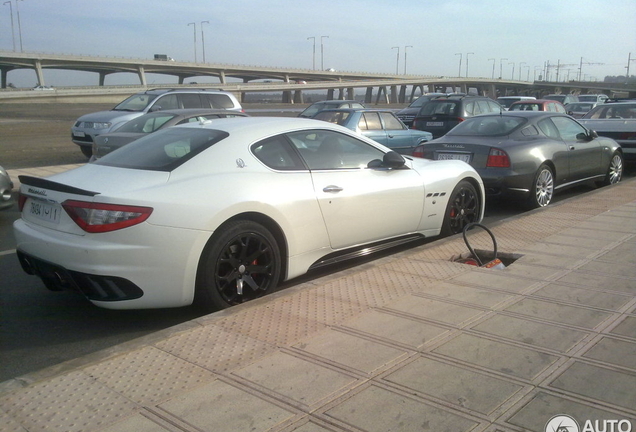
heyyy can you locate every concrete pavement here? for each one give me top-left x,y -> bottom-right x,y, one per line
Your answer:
1,166 -> 635,432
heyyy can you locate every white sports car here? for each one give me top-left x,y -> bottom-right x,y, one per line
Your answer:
14,117 -> 484,310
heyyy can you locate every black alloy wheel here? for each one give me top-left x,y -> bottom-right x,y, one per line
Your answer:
441,180 -> 481,236
196,220 -> 281,310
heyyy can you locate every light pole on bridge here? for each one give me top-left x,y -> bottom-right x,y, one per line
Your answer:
499,58 -> 507,79
404,45 -> 412,75
3,1 -> 15,52
188,22 -> 197,62
320,36 -> 329,70
465,52 -> 474,77
201,21 -> 209,63
488,58 -> 495,79
307,37 -> 316,70
455,53 -> 462,77
15,0 -> 23,52
392,47 -> 400,75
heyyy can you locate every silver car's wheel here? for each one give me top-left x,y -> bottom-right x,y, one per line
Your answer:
602,152 -> 623,186
196,220 -> 281,311
528,164 -> 554,209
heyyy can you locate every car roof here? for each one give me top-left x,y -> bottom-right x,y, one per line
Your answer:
140,109 -> 247,117
476,111 -> 568,119
311,100 -> 359,105
142,88 -> 226,94
511,99 -> 563,104
314,108 -> 393,114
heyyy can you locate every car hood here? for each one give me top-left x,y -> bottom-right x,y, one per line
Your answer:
76,110 -> 143,122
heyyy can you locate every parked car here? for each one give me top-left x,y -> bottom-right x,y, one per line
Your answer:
71,88 -> 243,157
543,94 -> 579,105
14,117 -> 484,311
0,165 -> 14,210
32,85 -> 54,91
579,101 -> 636,161
298,100 -> 365,118
565,102 -> 597,118
508,99 -> 567,113
412,111 -> 623,208
577,94 -> 609,104
311,108 -> 432,155
91,109 -> 249,161
395,93 -> 445,127
495,96 -> 536,110
411,95 -> 503,138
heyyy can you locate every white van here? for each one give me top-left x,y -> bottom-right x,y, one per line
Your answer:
496,96 -> 536,110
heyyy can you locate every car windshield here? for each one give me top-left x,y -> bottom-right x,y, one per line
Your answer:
496,98 -> 519,109
567,103 -> 593,112
312,111 -> 352,125
116,114 -> 177,133
418,101 -> 459,116
447,116 -> 527,136
94,127 -> 228,171
578,96 -> 598,102
300,103 -> 329,117
113,94 -> 159,112
545,95 -> 566,103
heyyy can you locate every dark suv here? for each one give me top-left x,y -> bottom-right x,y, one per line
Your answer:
395,93 -> 445,127
411,95 -> 503,138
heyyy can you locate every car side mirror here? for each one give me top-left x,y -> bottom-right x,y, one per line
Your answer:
367,151 -> 406,169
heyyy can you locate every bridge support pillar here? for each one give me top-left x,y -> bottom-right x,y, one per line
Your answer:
282,90 -> 292,103
293,90 -> 303,104
327,88 -> 335,100
389,85 -> 398,103
365,87 -> 373,104
137,65 -> 147,86
0,67 -> 9,88
398,85 -> 407,103
375,86 -> 390,104
347,87 -> 354,100
34,60 -> 45,86
99,72 -> 107,86
218,71 -> 226,84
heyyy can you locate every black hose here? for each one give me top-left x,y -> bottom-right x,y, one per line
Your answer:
462,223 -> 498,267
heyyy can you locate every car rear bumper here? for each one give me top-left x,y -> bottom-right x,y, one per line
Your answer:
13,218 -> 209,309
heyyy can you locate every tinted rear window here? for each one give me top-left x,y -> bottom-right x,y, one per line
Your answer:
94,127 -> 228,171
418,101 -> 459,116
313,111 -> 351,125
117,114 -> 177,133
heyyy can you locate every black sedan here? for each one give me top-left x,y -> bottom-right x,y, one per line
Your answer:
91,109 -> 248,160
412,111 -> 623,208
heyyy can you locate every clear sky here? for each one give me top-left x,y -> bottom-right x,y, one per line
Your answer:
1,0 -> 635,87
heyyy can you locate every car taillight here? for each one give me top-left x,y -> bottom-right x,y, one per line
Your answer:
18,193 -> 27,211
62,200 -> 153,233
486,148 -> 510,168
412,146 -> 425,158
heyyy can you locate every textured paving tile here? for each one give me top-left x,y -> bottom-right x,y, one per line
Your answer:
610,316 -> 636,339
581,337 -> 636,370
232,351 -> 359,409
382,295 -> 486,326
322,385 -> 479,432
470,314 -> 589,352
505,391 -> 636,432
432,334 -> 560,381
450,271 -> 540,293
157,379 -> 297,431
504,298 -> 613,329
383,356 -> 524,415
292,329 -> 408,375
339,309 -> 451,350
412,281 -> 516,308
578,260 -> 636,279
530,283 -> 632,310
549,361 -> 636,412
555,272 -> 636,294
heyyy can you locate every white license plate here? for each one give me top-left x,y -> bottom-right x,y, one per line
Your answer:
426,122 -> 444,127
73,131 -> 85,137
437,153 -> 471,163
28,200 -> 62,224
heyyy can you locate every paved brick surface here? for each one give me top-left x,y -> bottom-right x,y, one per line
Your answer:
1,166 -> 635,432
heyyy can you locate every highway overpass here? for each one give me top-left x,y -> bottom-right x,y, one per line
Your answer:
1,51 -> 634,104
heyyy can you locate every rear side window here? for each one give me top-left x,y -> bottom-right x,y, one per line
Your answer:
361,112 -> 382,130
154,94 -> 179,110
206,94 -> 235,109
313,111 -> 351,125
180,94 -> 202,108
380,112 -> 404,130
251,136 -> 305,170
95,128 -> 228,171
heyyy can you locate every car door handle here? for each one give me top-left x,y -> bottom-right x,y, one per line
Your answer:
323,185 -> 343,193
569,145 -> 576,150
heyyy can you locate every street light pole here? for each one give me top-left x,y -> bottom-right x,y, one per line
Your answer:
465,52 -> 474,77
404,45 -> 412,75
3,1 -> 15,52
455,53 -> 462,77
15,0 -> 23,52
307,37 -> 315,70
509,62 -> 515,80
499,58 -> 507,79
188,22 -> 197,62
488,58 -> 495,79
392,46 -> 399,75
519,62 -> 526,81
200,21 -> 209,63
320,36 -> 329,70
